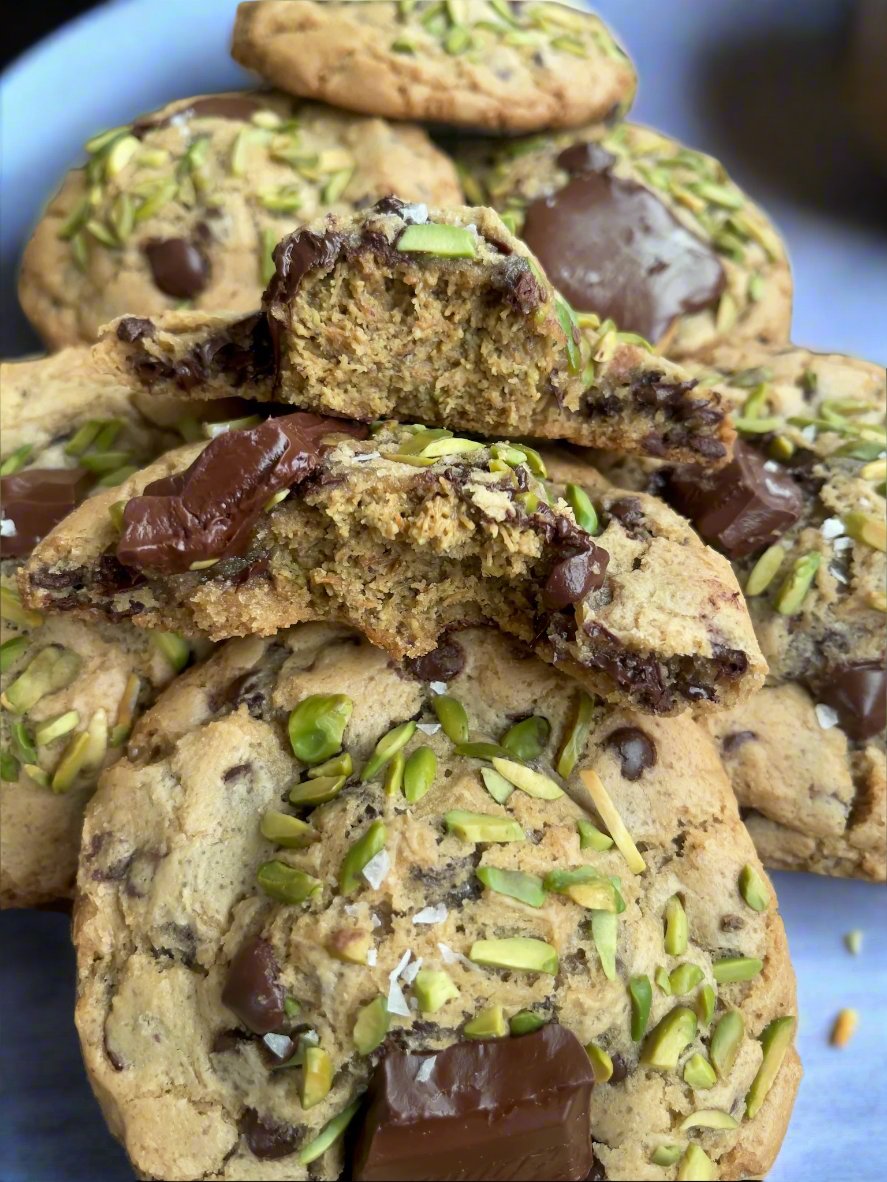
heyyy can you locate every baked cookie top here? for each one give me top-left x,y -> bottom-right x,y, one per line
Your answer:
99,198 -> 736,466
456,121 -> 792,358
20,418 -> 765,716
75,625 -> 799,1182
18,90 -> 462,349
231,1 -> 636,133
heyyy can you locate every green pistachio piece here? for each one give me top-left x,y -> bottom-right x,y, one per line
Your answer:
326,928 -> 371,964
651,1145 -> 683,1167
455,740 -> 510,760
297,1098 -> 361,1166
432,694 -> 470,743
0,444 -> 34,476
664,894 -> 689,956
480,766 -> 514,804
49,732 -> 89,792
0,586 -> 43,630
0,636 -> 29,673
403,745 -> 437,802
413,968 -> 459,1014
710,1010 -> 744,1078
680,1109 -> 739,1131
300,1046 -> 332,1109
476,866 -> 546,908
361,720 -> 416,780
844,929 -> 864,955
24,762 -> 50,787
283,996 -> 301,1019
591,911 -> 618,981
152,632 -> 190,673
655,966 -> 673,995
397,222 -> 477,258
257,860 -> 321,904
695,984 -> 716,1025
260,810 -> 317,849
307,751 -> 353,779
288,694 -> 353,765
79,450 -> 133,475
418,435 -> 484,459
640,1006 -> 697,1070
353,995 -> 390,1055
383,748 -> 405,797
64,419 -> 103,456
746,1016 -> 795,1118
444,809 -> 525,843
565,483 -> 599,535
670,963 -> 705,996
11,722 -> 37,764
463,1003 -> 508,1039
509,1010 -> 547,1036
2,647 -> 81,714
469,936 -> 558,974
745,544 -> 786,596
339,820 -> 387,894
577,819 -> 614,851
580,768 -> 646,874
844,510 -> 887,552
288,774 -> 347,807
774,552 -> 821,615
629,975 -> 653,1040
97,464 -> 138,488
490,756 -> 563,799
544,867 -> 619,912
712,956 -> 763,984
739,863 -> 770,911
322,167 -> 354,204
683,1052 -> 716,1089
585,1044 -> 613,1083
0,750 -> 18,782
676,1144 -> 716,1181
501,715 -> 550,762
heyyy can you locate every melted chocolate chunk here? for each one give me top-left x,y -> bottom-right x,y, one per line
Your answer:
605,496 -> 646,537
584,623 -> 671,713
666,441 -> 804,559
521,157 -> 726,342
133,94 -> 262,137
489,257 -> 548,314
221,936 -> 285,1035
351,1025 -> 595,1182
122,311 -> 275,392
606,726 -> 657,780
817,661 -> 886,742
0,467 -> 92,559
266,229 -> 347,304
116,412 -> 365,573
115,316 -> 155,343
144,237 -> 210,299
543,543 -> 609,611
239,1109 -> 301,1160
721,730 -> 757,755
404,638 -> 465,683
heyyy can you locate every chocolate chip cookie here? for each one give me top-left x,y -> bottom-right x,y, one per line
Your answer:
100,198 -> 736,466
20,416 -> 765,715
75,624 -> 799,1181
18,91 -> 462,349
456,121 -> 792,358
0,351 -> 190,906
231,1 -> 636,133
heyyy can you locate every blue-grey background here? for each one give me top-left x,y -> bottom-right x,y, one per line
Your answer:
1,1 -> 885,1179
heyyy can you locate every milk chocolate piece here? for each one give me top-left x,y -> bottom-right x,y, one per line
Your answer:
521,147 -> 726,343
666,442 -> 804,559
606,726 -> 657,780
351,1025 -> 595,1182
239,1108 -> 300,1160
0,467 -> 92,559
116,412 -> 365,574
221,936 -> 285,1035
543,544 -> 609,611
818,661 -> 886,742
404,638 -> 465,683
144,238 -> 210,299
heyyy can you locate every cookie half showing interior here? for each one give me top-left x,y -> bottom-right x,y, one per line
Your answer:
98,199 -> 735,466
74,625 -> 800,1181
19,90 -> 462,349
455,121 -> 792,359
599,343 -> 886,881
231,1 -> 636,133
20,415 -> 764,716
0,352 -> 194,907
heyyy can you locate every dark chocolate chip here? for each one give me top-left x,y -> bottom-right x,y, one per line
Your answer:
817,661 -> 887,742
489,257 -> 548,315
543,543 -> 609,611
720,913 -> 745,933
144,238 -> 210,299
115,316 -> 156,343
266,228 -> 346,304
239,1109 -> 301,1161
403,639 -> 465,683
0,467 -> 93,559
606,726 -> 657,780
221,936 -> 285,1036
721,730 -> 757,755
608,1053 -> 629,1085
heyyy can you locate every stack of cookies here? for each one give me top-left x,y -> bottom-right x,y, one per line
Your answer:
2,3 -> 883,1180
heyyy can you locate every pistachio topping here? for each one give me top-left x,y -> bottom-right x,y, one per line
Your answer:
564,483 -> 600,535
695,984 -> 716,1026
403,745 -> 437,803
308,751 -> 353,779
353,996 -> 390,1055
683,1052 -> 717,1090
585,1043 -> 614,1083
397,222 -> 477,259
11,722 -> 37,764
544,866 -> 620,912
712,955 -> 763,984
260,810 -> 317,849
745,544 -> 785,596
491,756 -> 563,800
1,647 -> 81,715
413,969 -> 459,1014
361,720 -> 417,781
444,809 -> 525,843
843,510 -> 887,552
288,773 -> 347,807
301,1046 -> 333,1109
680,1109 -> 739,1132
501,714 -> 550,762
152,631 -> 190,673
297,1100 -> 362,1166
339,820 -> 387,894
257,860 -> 322,904
456,740 -> 510,761
676,1143 -> 716,1181
591,911 -> 618,981
746,1016 -> 795,1118
577,819 -> 614,852
710,1010 -> 744,1078
383,748 -> 405,797
739,863 -> 770,911
773,551 -> 821,615
0,636 -> 29,674
655,966 -> 673,996
830,1008 -> 858,1048
326,929 -> 371,965
476,866 -> 546,908
288,693 -> 353,765
664,894 -> 689,956
432,694 -> 470,743
0,444 -> 34,477
34,710 -> 81,748
580,768 -> 646,874
670,963 -> 705,996
111,672 -> 138,745
509,1010 -> 547,1036
844,929 -> 864,956
0,749 -> 18,782
463,1003 -> 509,1039
650,1145 -> 683,1167
640,1006 -> 697,1070
0,585 -> 43,630
629,974 -> 653,1040
470,936 -> 558,975
479,766 -> 514,804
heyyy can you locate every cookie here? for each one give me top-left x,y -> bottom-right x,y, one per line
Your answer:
600,344 -> 887,880
456,121 -> 792,358
74,624 -> 799,1181
18,91 -> 462,350
99,199 -> 736,466
20,417 -> 765,716
231,1 -> 636,133
0,352 -> 190,906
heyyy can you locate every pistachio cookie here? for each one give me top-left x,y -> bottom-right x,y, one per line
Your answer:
21,415 -> 765,715
231,1 -> 636,133
456,122 -> 792,358
18,91 -> 462,350
74,624 -> 799,1181
0,352 -> 189,906
100,199 -> 736,466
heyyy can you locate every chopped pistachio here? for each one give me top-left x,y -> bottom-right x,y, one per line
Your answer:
564,483 -> 599,535
288,774 -> 347,807
50,732 -> 91,793
0,636 -> 29,673
629,975 -> 653,1040
470,936 -> 558,975
695,984 -> 716,1026
288,694 -> 353,765
361,720 -> 416,780
339,820 -> 386,894
480,765 -> 514,804
739,863 -> 770,911
258,184 -> 304,213
712,955 -> 763,984
640,1006 -> 697,1070
1,646 -> 81,714
545,867 -> 619,912
746,1016 -> 794,1117
0,444 -> 34,476
326,928 -> 371,965
557,691 -> 594,778
585,1043 -> 613,1083
432,693 -> 470,743
844,929 -> 863,956
297,1099 -> 361,1165
257,860 -> 321,904
300,1046 -> 332,1109
683,1052 -> 717,1089
353,995 -> 390,1055
490,756 -> 563,800
397,222 -> 477,258
830,1008 -> 858,1048
464,1004 -> 508,1039
670,963 -> 704,996
710,1010 -> 744,1078
651,1145 -> 683,1167
655,966 -> 673,995
591,911 -> 618,981
403,745 -> 437,803
23,763 -> 50,787
260,810 -> 317,849
843,510 -> 887,552
860,458 -> 887,482
0,585 -> 43,630
745,544 -> 785,596
11,722 -> 37,764
577,819 -> 614,852
509,1010 -> 546,1036
579,769 -> 645,874
476,866 -> 546,908
413,969 -> 459,1014
308,751 -> 353,780
444,809 -> 525,843
0,750 -> 18,782
383,748 -> 405,798
715,291 -> 737,334
456,740 -> 510,760
283,996 -> 301,1020
152,632 -> 190,673
676,1144 -> 716,1181
322,167 -> 353,204
34,710 -> 80,748
680,1108 -> 739,1131
501,715 -> 550,762
97,464 -> 137,488
774,552 -> 821,615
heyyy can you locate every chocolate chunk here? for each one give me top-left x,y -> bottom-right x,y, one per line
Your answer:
606,726 -> 657,780
266,229 -> 346,304
351,1025 -> 595,1182
239,1109 -> 300,1160
543,543 -> 609,611
666,441 -> 804,559
489,257 -> 548,314
721,730 -> 757,755
557,141 -> 618,176
608,1054 -> 628,1085
605,496 -> 646,536
818,661 -> 886,742
0,467 -> 92,559
116,412 -> 365,573
144,238 -> 210,299
133,94 -> 262,137
521,164 -> 726,343
124,312 -> 275,393
583,623 -> 672,714
115,316 -> 155,343
404,638 -> 465,683
221,936 -> 285,1035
